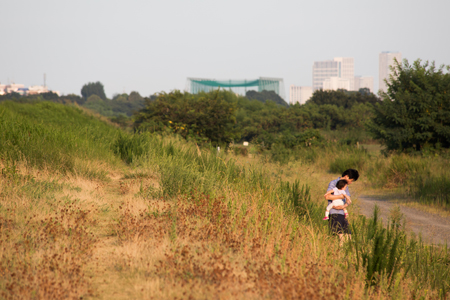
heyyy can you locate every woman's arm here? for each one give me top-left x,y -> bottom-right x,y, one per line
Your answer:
333,203 -> 348,210
323,190 -> 334,199
344,194 -> 352,204
325,193 -> 346,201
325,192 -> 347,210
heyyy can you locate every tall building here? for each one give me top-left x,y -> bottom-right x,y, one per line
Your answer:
323,77 -> 351,91
334,57 -> 355,90
354,76 -> 374,93
312,60 -> 338,91
289,85 -> 313,105
312,57 -> 354,91
379,51 -> 402,93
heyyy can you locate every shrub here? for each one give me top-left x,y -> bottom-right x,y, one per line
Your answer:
329,147 -> 369,174
412,175 -> 450,208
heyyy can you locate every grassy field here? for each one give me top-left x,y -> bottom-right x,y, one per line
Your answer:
0,101 -> 449,299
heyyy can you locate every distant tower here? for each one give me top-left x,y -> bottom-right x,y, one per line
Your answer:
312,57 -> 354,91
354,76 -> 374,93
333,57 -> 355,90
289,85 -> 313,105
312,60 -> 338,91
379,51 -> 402,93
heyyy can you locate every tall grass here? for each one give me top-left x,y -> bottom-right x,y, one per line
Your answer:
348,208 -> 450,296
350,207 -> 405,288
412,175 -> 450,209
113,130 -> 450,297
1,100 -> 449,298
363,153 -> 450,209
116,133 -> 278,199
0,101 -> 121,176
328,146 -> 370,174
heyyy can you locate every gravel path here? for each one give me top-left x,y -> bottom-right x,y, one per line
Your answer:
357,195 -> 450,247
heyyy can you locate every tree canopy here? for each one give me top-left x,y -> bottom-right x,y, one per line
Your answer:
245,90 -> 289,107
306,89 -> 380,108
134,90 -> 240,147
132,88 -> 377,148
367,59 -> 450,151
81,81 -> 107,100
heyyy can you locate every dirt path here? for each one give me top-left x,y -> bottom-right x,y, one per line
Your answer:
357,195 -> 450,247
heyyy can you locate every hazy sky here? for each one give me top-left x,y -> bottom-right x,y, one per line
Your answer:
1,0 -> 449,101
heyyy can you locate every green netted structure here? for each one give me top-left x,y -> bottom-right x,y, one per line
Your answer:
186,77 -> 285,100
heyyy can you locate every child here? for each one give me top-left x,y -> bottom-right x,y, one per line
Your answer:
323,179 -> 350,220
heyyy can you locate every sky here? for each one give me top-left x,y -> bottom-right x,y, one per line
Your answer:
1,0 -> 449,101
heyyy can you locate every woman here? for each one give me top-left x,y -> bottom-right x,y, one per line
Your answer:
324,169 -> 359,243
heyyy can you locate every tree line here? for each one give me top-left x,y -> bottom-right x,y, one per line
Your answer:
134,59 -> 450,153
133,88 -> 378,148
0,81 -> 148,120
2,59 -> 448,152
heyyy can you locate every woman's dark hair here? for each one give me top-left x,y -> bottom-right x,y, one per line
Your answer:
342,169 -> 359,181
336,179 -> 348,190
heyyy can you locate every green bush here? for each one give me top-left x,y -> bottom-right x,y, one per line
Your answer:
134,90 -> 240,147
350,207 -> 405,288
349,207 -> 450,293
112,132 -> 152,164
281,180 -> 319,222
329,147 -> 369,174
412,175 -> 450,208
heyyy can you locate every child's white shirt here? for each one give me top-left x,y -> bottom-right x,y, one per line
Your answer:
332,187 -> 346,197
326,188 -> 347,210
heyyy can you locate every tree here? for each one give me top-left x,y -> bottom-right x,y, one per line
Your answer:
307,89 -> 379,109
40,92 -> 60,101
128,91 -> 143,102
83,95 -> 115,117
81,81 -> 107,100
86,95 -> 104,103
112,93 -> 128,101
134,90 -> 240,147
367,59 -> 450,151
245,90 -> 289,107
60,94 -> 85,105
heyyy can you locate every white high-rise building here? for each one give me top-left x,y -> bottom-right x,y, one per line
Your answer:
323,77 -> 351,91
354,76 -> 374,93
379,51 -> 402,93
289,85 -> 313,105
334,57 -> 355,90
312,60 -> 338,91
312,57 -> 354,91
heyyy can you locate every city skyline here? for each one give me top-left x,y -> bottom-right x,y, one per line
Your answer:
1,0 -> 449,102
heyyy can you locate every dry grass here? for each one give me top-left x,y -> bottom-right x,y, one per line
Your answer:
0,156 -> 446,299
102,188 -> 364,300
